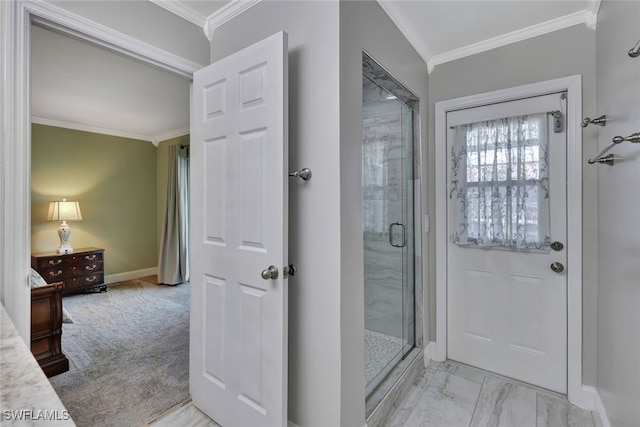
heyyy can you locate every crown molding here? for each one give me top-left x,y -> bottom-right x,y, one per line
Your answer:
31,116 -> 156,143
432,10 -> 592,69
32,117 -> 190,147
153,126 -> 190,146
149,0 -> 207,28
24,0 -> 204,78
585,0 -> 601,30
376,0 -> 435,73
204,0 -> 262,42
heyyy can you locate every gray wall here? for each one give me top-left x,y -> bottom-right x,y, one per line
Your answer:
595,2 -> 640,425
53,1 -> 209,65
209,3 -> 343,425
428,24 -> 599,386
209,2 -> 429,425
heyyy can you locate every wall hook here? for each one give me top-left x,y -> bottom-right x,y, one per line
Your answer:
592,154 -> 615,166
588,132 -> 640,164
581,115 -> 607,128
289,168 -> 312,181
612,132 -> 640,144
629,39 -> 640,58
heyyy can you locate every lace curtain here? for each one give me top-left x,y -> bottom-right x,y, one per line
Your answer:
449,113 -> 550,251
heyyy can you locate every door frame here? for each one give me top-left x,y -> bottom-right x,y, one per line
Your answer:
1,0 -> 202,340
434,76 -> 588,407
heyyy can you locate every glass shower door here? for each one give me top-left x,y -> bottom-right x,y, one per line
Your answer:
363,62 -> 415,396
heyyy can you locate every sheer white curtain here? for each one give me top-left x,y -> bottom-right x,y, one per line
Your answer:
158,145 -> 190,284
449,114 -> 551,251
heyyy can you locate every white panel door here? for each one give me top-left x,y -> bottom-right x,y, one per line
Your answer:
190,32 -> 288,427
446,93 -> 568,393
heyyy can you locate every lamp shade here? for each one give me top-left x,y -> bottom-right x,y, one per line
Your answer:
47,200 -> 83,222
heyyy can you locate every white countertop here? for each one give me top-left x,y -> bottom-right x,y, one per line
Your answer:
0,304 -> 75,426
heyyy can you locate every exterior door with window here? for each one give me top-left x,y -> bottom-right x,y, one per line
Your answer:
190,32 -> 289,426
446,93 -> 568,393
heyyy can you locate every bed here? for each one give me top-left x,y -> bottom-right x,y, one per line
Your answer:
30,271 -> 69,377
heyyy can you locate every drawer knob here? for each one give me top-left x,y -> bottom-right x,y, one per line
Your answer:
48,259 -> 63,266
85,265 -> 97,271
85,255 -> 97,260
86,276 -> 97,282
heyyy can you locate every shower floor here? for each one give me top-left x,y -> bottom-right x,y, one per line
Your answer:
364,328 -> 404,387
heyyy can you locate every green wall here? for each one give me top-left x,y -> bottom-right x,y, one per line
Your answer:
31,124 -> 158,276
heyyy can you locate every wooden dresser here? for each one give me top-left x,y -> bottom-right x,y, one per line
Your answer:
31,247 -> 106,296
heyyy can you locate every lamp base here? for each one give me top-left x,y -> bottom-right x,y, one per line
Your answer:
57,221 -> 74,254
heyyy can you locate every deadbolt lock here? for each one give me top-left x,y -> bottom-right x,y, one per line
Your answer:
550,262 -> 565,273
550,241 -> 564,251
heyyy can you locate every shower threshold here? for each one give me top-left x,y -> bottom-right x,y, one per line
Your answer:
365,345 -> 422,420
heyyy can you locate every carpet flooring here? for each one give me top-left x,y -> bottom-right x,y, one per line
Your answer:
49,277 -> 190,427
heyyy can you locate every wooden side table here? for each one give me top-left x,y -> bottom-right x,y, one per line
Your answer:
31,247 -> 106,296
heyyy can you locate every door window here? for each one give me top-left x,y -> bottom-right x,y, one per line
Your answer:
449,114 -> 550,251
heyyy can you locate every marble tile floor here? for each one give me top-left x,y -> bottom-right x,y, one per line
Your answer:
148,360 -> 600,427
389,360 -> 601,427
148,399 -> 220,427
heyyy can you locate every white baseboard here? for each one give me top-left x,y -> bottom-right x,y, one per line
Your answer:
105,267 -> 157,285
424,341 -> 436,367
573,385 -> 610,427
590,386 -> 611,427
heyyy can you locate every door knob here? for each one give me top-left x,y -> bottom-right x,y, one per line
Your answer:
550,262 -> 564,273
550,241 -> 564,251
261,265 -> 279,280
289,168 -> 312,181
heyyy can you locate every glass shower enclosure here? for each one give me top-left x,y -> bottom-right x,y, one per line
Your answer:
362,52 -> 417,397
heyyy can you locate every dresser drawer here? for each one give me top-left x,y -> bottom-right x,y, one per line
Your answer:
66,272 -> 104,291
38,267 -> 72,282
33,256 -> 72,270
71,261 -> 103,276
69,251 -> 103,265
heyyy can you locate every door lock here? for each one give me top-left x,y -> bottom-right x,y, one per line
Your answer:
550,262 -> 565,273
550,241 -> 564,251
284,264 -> 297,277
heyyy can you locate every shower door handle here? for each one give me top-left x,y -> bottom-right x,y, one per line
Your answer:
388,222 -> 407,248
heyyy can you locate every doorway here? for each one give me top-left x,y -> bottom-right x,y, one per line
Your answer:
434,76 -> 585,403
16,5 -> 195,421
1,0 -> 201,342
446,92 -> 568,393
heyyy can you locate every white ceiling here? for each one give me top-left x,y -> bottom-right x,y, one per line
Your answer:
31,0 -> 599,143
31,24 -> 191,144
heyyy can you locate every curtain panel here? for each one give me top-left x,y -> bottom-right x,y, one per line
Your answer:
158,145 -> 190,285
449,113 -> 551,251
